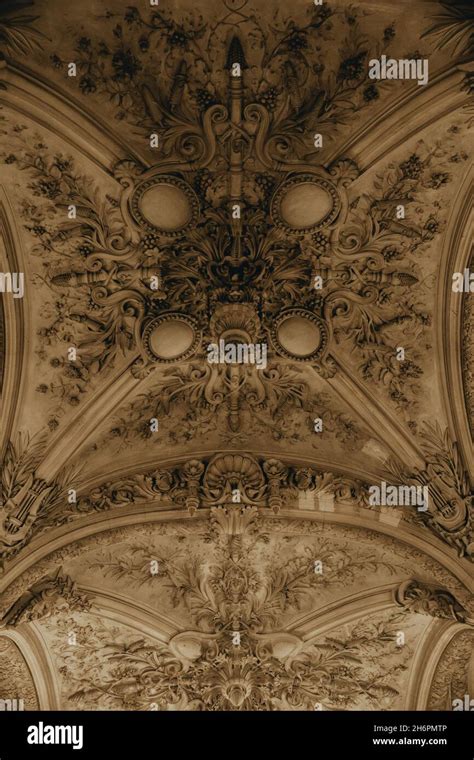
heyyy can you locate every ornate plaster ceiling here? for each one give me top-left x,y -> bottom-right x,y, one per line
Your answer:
0,0 -> 472,712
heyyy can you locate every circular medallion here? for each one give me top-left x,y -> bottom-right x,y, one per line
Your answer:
271,309 -> 328,362
271,174 -> 340,233
142,313 -> 201,363
131,176 -> 199,236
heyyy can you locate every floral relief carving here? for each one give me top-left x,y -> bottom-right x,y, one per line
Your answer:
0,638 -> 39,709
427,630 -> 474,711
1,38 -> 469,429
45,608 -> 414,711
0,567 -> 90,627
42,511 -> 424,712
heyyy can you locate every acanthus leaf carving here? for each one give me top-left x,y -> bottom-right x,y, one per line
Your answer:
0,567 -> 91,627
395,579 -> 474,625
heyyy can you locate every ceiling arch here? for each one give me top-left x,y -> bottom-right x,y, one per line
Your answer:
437,165 -> 474,483
0,188 -> 28,458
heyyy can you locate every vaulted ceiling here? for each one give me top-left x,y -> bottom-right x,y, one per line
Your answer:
0,0 -> 473,712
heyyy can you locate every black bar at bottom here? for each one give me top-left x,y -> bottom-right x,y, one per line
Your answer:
0,710 -> 472,757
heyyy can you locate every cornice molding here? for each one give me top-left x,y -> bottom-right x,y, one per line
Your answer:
75,455 -> 386,497
0,190 -> 28,460
437,165 -> 474,484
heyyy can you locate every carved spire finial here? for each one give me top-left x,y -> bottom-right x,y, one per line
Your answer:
225,35 -> 248,70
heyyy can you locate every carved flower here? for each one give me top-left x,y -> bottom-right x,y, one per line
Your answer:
76,37 -> 91,52
263,459 -> 286,478
148,471 -> 173,493
112,48 -> 142,81
98,42 -> 109,57
423,216 -> 439,238
363,84 -> 379,102
310,4 -> 332,25
399,360 -> 422,379
337,51 -> 367,81
138,422 -> 153,439
53,155 -> 72,172
400,154 -> 423,180
427,172 -> 450,189
124,8 -> 140,24
286,33 -> 308,53
294,468 -> 315,490
167,30 -> 189,49
78,243 -> 94,256
382,245 -> 402,261
449,152 -> 468,163
79,76 -> 97,94
184,460 -> 205,479
32,178 -> 61,199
